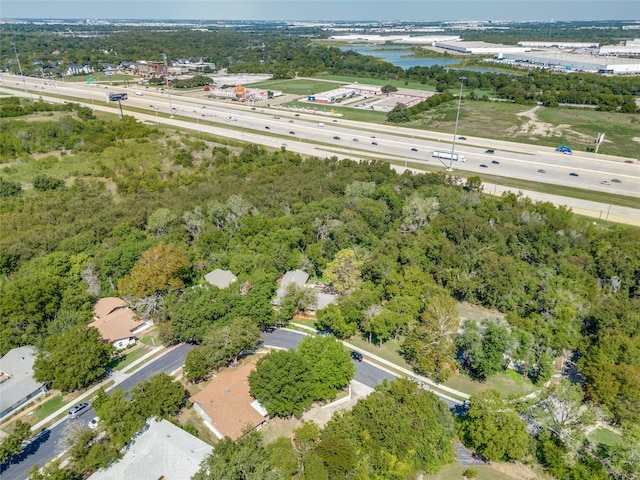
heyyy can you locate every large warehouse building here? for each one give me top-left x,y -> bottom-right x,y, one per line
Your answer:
435,41 -> 530,54
497,51 -> 640,74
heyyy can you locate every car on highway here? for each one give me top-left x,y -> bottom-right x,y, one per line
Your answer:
251,107 -> 256,110
537,169 -> 546,173
485,149 -> 495,154
294,114 -> 300,117
491,160 -> 500,164
351,351 -> 363,362
569,172 -> 579,176
352,138 -> 359,142
68,402 -> 90,419
289,131 -> 295,135
264,126 -> 270,129
556,145 -> 572,154
411,147 -> 418,152
624,160 -> 633,164
611,178 -> 622,183
601,180 -> 611,185
479,164 -> 488,168
371,142 -> 378,145
332,119 -> 338,123
88,417 -> 100,430
272,116 -> 280,119
289,120 -> 294,123
333,136 -> 341,140
458,136 -> 467,140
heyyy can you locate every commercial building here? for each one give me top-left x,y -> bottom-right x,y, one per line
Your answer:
435,40 -> 530,55
498,51 -> 640,74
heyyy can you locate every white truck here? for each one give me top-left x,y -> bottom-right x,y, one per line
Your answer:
432,150 -> 466,162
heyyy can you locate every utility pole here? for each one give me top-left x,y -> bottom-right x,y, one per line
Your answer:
449,76 -> 466,171
162,54 -> 173,117
12,44 -> 28,93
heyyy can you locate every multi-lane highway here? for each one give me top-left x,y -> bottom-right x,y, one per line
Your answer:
1,73 -> 637,198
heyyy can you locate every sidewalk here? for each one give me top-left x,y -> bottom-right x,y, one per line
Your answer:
29,345 -> 170,433
287,324 -> 469,404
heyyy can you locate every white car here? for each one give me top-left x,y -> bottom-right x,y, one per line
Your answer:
88,417 -> 100,429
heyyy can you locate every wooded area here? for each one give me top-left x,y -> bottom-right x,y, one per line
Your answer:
0,92 -> 638,479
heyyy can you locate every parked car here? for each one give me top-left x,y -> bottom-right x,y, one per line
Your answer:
88,417 -> 100,430
68,402 -> 90,419
351,351 -> 363,362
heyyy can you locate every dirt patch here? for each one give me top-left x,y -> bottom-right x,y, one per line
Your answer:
456,301 -> 504,322
491,462 -> 541,480
508,105 -> 568,140
632,137 -> 640,143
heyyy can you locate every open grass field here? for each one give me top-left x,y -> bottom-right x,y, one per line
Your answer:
588,427 -> 624,446
444,369 -> 538,398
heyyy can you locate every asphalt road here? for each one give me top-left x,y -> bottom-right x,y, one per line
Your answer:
1,74 -> 637,198
1,344 -> 192,480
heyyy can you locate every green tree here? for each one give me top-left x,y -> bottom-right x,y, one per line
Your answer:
297,335 -> 355,400
92,388 -> 145,449
33,326 -> 113,391
193,431 -> 283,480
459,390 -> 530,462
249,349 -> 315,417
130,372 -> 187,420
323,248 -> 363,295
402,296 -> 460,381
0,420 -> 31,463
315,304 -> 357,339
386,103 -> 410,123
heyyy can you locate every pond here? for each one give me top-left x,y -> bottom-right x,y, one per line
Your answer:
339,45 -> 506,73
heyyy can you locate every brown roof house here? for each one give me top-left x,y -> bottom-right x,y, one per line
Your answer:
89,297 -> 151,350
190,360 -> 267,441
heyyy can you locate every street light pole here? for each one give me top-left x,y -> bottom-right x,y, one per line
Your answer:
162,54 -> 173,117
12,44 -> 28,94
449,76 -> 466,171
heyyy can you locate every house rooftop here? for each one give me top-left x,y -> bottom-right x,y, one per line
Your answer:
89,297 -> 145,342
0,346 -> 44,416
88,419 -> 212,480
204,268 -> 237,289
273,269 -> 309,305
190,360 -> 266,441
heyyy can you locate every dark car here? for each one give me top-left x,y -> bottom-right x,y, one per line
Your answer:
624,160 -> 633,164
485,149 -> 495,154
569,172 -> 579,177
491,160 -> 500,164
371,142 -> 378,145
611,178 -> 622,183
537,169 -> 546,173
68,402 -> 91,419
333,136 -> 341,140
264,126 -> 270,129
351,351 -> 363,362
458,136 -> 467,140
352,138 -> 359,142
411,147 -> 418,152
294,113 -> 300,117
289,131 -> 295,135
479,164 -> 488,168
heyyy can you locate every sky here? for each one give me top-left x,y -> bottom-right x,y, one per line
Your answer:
1,0 -> 639,22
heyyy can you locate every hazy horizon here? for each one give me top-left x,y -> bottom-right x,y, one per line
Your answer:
2,1 -> 639,23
